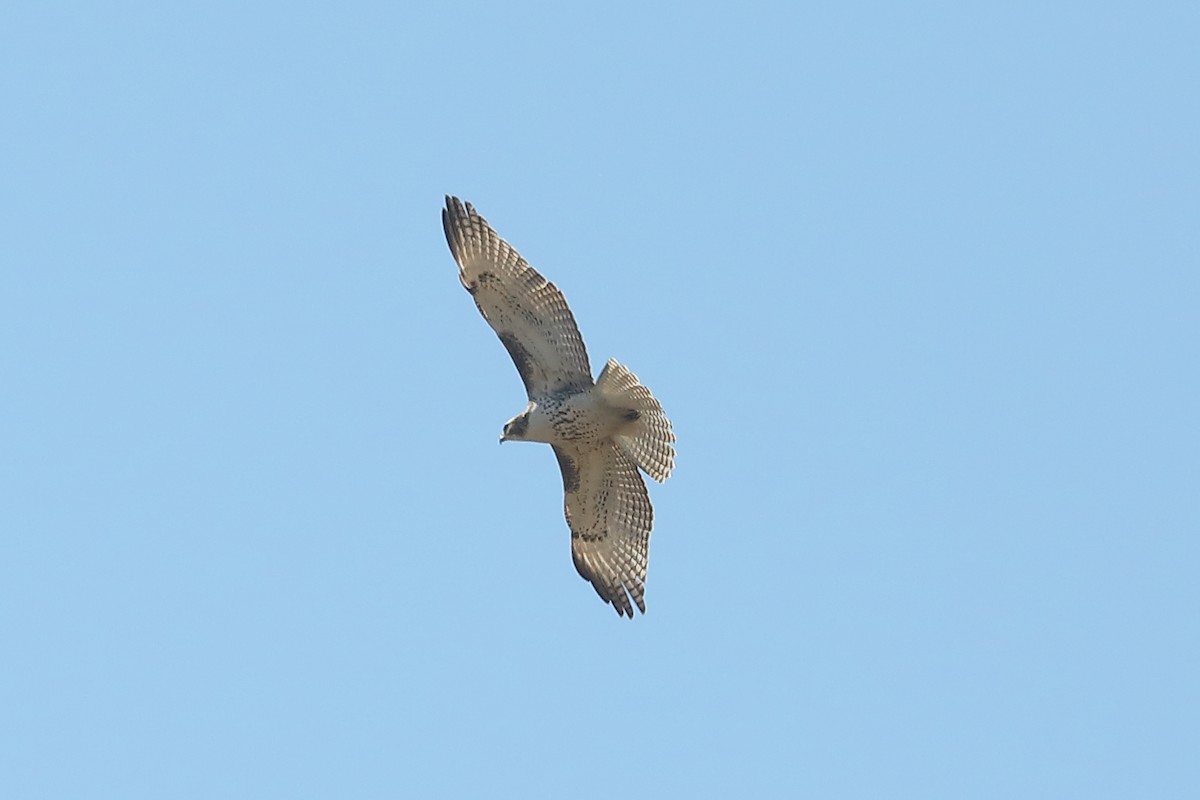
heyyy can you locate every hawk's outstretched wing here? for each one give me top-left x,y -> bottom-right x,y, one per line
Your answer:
553,444 -> 652,618
442,196 -> 593,396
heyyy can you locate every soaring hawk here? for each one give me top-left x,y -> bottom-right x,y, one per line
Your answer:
442,196 -> 675,617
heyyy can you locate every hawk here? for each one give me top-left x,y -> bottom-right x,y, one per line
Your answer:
442,196 -> 676,617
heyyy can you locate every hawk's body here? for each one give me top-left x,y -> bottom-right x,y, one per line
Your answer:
442,196 -> 675,617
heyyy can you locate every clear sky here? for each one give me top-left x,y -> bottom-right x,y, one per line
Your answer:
2,2 -> 1197,797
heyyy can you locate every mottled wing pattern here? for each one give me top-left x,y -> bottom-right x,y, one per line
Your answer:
442,196 -> 592,396
553,444 -> 652,618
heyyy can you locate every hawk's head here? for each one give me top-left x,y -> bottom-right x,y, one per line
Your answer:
500,408 -> 531,443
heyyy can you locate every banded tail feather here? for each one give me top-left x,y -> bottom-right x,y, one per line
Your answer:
596,358 -> 675,483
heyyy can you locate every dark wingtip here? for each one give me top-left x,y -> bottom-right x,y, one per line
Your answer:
441,197 -> 456,251
442,195 -> 471,261
443,195 -> 473,219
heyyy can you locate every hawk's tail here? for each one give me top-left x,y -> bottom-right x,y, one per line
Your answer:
596,359 -> 675,483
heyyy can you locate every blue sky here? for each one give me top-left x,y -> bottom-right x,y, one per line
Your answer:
2,1 -> 1197,797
